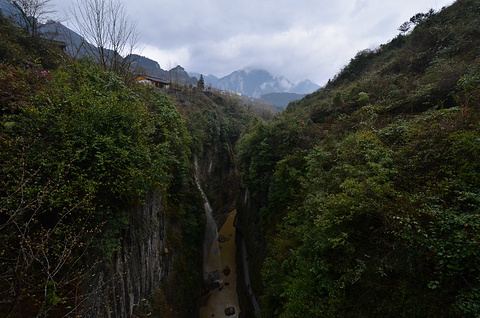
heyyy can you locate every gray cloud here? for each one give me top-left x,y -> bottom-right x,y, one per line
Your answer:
52,0 -> 454,85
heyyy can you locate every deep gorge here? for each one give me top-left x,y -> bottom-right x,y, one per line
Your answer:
2,1 -> 480,316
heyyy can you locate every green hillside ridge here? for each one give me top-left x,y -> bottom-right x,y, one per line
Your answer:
237,0 -> 480,316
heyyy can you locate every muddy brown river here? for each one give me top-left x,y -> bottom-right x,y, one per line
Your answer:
200,210 -> 240,317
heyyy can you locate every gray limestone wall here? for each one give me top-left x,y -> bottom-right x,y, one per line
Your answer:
85,190 -> 173,317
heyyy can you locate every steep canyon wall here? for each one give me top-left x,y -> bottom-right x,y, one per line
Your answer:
85,190 -> 181,317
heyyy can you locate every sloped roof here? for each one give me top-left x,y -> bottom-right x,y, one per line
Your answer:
138,74 -> 170,85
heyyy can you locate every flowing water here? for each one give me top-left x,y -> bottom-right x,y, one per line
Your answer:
201,188 -> 222,277
194,160 -> 221,276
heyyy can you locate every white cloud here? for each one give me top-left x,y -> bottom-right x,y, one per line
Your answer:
51,0 -> 455,85
139,45 -> 190,70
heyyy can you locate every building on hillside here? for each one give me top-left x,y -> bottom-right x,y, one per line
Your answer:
135,75 -> 171,89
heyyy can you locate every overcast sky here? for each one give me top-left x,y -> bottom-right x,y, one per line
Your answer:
51,0 -> 454,85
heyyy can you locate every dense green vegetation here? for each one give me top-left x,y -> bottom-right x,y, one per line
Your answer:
0,8 -> 263,316
0,12 -> 205,316
166,85 -> 273,218
237,0 -> 480,316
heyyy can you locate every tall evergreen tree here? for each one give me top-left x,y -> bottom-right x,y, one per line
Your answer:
198,74 -> 205,90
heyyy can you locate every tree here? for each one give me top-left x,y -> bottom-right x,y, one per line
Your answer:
410,9 -> 435,25
69,0 -> 140,75
11,0 -> 53,36
398,21 -> 412,35
198,74 -> 205,90
398,9 -> 435,35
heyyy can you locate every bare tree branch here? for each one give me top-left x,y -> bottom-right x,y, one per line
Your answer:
68,0 -> 140,75
11,0 -> 54,35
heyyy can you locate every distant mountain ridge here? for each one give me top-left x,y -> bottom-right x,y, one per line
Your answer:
128,55 -> 198,85
190,69 -> 320,98
128,54 -> 167,79
0,0 -> 19,18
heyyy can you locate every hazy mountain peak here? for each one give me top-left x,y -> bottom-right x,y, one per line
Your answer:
216,68 -> 319,98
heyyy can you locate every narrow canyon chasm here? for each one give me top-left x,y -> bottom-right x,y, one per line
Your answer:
196,157 -> 240,317
193,138 -> 261,318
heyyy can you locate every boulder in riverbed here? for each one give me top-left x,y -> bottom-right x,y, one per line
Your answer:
223,266 -> 231,276
218,235 -> 230,243
225,306 -> 236,316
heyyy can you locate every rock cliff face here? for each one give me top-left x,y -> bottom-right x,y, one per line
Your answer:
87,190 -> 173,317
197,140 -> 240,221
235,188 -> 266,317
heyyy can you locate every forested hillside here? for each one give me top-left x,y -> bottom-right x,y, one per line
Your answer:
0,11 -> 256,316
237,0 -> 480,316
